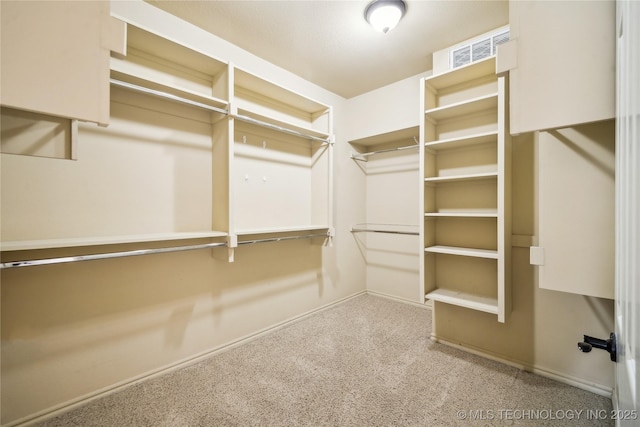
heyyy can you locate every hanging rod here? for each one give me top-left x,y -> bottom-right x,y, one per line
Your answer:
0,241 -> 228,269
238,232 -> 329,246
233,113 -> 331,144
350,225 -> 419,236
110,79 -> 229,115
351,142 -> 419,161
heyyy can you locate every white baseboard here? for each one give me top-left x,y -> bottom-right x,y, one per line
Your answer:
365,289 -> 431,309
431,334 -> 613,399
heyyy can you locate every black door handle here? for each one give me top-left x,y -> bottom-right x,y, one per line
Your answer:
577,333 -> 617,362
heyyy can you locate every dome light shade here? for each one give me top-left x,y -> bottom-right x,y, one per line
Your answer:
365,0 -> 407,34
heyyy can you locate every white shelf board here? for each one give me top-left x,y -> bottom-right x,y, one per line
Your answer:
424,245 -> 498,259
425,56 -> 497,90
425,288 -> 499,315
125,25 -> 228,77
349,126 -> 419,147
234,225 -> 330,236
425,131 -> 498,151
424,171 -> 498,183
425,93 -> 498,122
234,68 -> 329,115
424,211 -> 498,218
1,231 -> 229,252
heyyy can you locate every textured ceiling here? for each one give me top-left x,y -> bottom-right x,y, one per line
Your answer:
147,0 -> 509,99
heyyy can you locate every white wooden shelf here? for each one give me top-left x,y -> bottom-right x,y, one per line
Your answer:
425,289 -> 499,315
0,231 -> 228,252
425,93 -> 498,122
110,24 -> 229,107
424,211 -> 498,218
424,245 -> 498,259
425,57 -> 497,91
424,172 -> 498,184
234,67 -> 331,140
425,131 -> 498,151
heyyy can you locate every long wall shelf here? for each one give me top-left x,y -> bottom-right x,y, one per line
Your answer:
0,231 -> 228,252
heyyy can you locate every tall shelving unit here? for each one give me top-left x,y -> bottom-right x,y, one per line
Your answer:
420,56 -> 511,323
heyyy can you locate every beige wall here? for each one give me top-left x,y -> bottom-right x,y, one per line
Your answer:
0,1 -> 367,425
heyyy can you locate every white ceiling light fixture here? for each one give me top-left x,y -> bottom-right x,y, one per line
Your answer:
365,0 -> 407,34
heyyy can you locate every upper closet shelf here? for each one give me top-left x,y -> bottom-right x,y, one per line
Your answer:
425,93 -> 498,122
111,24 -> 229,112
233,67 -> 332,143
424,56 -> 496,90
0,231 -> 228,252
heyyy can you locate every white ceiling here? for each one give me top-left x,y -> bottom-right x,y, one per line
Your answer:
146,0 -> 509,99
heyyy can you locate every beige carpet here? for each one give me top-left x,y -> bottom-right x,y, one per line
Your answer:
36,294 -> 613,426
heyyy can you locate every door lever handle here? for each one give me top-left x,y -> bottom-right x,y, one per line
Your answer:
577,333 -> 617,362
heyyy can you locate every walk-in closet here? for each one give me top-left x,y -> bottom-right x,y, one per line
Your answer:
2,1 -> 633,426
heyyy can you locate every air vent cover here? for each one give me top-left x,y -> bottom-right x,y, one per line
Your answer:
451,29 -> 510,69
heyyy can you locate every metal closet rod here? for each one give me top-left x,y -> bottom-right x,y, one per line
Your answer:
233,113 -> 331,144
237,232 -> 329,245
110,79 -> 228,115
351,141 -> 419,160
350,226 -> 419,236
0,232 -> 330,269
0,241 -> 228,269
110,79 -> 331,144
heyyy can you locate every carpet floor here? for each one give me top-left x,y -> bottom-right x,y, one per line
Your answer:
36,294 -> 613,426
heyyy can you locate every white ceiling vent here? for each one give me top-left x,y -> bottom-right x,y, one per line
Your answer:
451,29 -> 510,69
